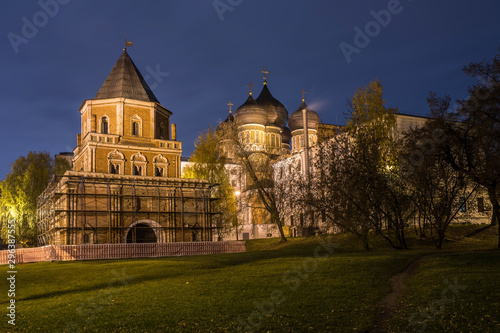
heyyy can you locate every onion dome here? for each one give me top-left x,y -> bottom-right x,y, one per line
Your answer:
217,110 -> 234,132
222,110 -> 234,123
281,126 -> 292,144
255,84 -> 288,128
234,94 -> 268,126
289,100 -> 320,131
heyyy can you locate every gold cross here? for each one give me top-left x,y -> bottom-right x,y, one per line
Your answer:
301,89 -> 306,102
227,101 -> 233,113
247,81 -> 253,95
260,66 -> 270,83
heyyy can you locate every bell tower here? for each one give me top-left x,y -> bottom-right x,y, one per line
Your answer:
72,49 -> 182,178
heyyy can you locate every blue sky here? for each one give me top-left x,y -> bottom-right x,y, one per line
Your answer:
1,0 -> 499,180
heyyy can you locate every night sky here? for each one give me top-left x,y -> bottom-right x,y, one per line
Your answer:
1,1 -> 499,180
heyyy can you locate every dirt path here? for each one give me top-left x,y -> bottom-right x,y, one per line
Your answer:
368,255 -> 431,333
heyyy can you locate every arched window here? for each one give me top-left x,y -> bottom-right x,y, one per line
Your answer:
131,152 -> 148,176
108,150 -> 125,175
131,115 -> 142,136
153,154 -> 169,178
133,165 -> 142,175
246,132 -> 250,143
101,116 -> 108,134
132,121 -> 140,136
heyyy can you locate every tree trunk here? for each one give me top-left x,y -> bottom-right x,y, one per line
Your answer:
487,185 -> 499,226
436,230 -> 444,249
394,225 -> 408,250
374,227 -> 399,249
361,236 -> 370,250
273,215 -> 287,243
486,185 -> 500,248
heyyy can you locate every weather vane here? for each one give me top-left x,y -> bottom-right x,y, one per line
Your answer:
247,81 -> 253,95
227,101 -> 233,114
301,89 -> 307,102
124,39 -> 133,50
260,66 -> 270,84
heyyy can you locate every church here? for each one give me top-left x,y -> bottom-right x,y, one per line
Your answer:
211,69 -> 492,240
37,48 -> 220,246
211,68 -> 338,240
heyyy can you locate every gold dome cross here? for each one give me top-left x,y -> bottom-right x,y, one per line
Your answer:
260,66 -> 270,84
247,81 -> 253,95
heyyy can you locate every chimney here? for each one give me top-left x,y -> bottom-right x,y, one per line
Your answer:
171,123 -> 177,141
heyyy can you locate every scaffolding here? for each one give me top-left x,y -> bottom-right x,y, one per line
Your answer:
37,171 -> 221,246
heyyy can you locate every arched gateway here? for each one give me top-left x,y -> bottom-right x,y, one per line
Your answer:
124,219 -> 165,243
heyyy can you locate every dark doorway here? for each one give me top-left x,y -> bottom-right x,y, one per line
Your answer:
126,223 -> 157,243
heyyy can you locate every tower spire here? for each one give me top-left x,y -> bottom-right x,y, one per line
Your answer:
94,49 -> 159,103
227,101 -> 234,114
260,66 -> 270,85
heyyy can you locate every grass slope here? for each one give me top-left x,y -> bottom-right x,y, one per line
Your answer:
389,250 -> 500,332
1,226 -> 498,332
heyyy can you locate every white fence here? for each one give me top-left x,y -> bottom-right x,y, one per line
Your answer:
0,241 -> 246,265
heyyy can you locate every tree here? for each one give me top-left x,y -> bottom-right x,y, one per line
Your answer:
0,152 -> 55,247
403,124 -> 477,248
217,120 -> 288,243
345,80 -> 413,249
54,156 -> 72,176
303,135 -> 373,249
290,80 -> 412,250
427,51 -> 500,246
182,128 -> 238,240
346,79 -> 398,169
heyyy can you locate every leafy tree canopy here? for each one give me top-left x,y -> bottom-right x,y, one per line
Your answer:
0,151 -> 68,247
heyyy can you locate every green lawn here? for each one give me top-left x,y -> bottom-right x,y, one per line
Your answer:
389,250 -> 500,332
1,227 -> 498,332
